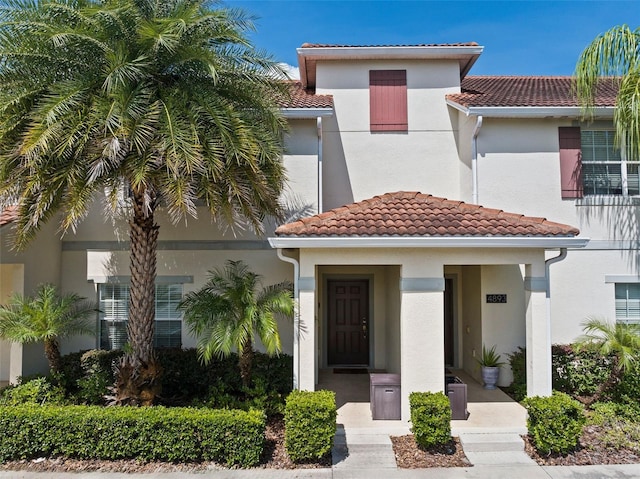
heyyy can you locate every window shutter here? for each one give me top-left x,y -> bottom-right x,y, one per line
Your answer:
370,70 -> 407,132
558,127 -> 583,198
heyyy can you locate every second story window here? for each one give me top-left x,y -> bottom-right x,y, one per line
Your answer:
369,70 -> 407,132
581,130 -> 639,196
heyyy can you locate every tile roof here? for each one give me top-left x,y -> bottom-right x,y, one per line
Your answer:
275,192 -> 579,237
280,81 -> 333,109
0,206 -> 17,227
300,42 -> 480,48
447,76 -> 618,108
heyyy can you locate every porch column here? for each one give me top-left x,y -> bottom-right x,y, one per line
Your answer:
524,262 -> 552,396
298,276 -> 317,391
400,277 -> 445,422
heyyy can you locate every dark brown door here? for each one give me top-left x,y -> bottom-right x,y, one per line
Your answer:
444,278 -> 454,366
328,280 -> 369,365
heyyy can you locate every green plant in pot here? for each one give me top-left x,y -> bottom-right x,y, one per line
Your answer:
477,344 -> 506,390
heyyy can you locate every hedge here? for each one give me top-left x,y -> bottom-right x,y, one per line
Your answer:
523,392 -> 586,455
285,390 -> 336,462
0,405 -> 265,466
409,391 -> 451,448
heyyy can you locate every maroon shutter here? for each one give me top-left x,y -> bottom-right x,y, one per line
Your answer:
369,70 -> 407,132
558,127 -> 583,199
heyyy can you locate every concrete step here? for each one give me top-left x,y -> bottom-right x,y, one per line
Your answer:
332,443 -> 397,469
458,433 -> 525,452
463,450 -> 537,466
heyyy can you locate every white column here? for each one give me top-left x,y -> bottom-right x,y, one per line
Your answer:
9,342 -> 22,384
298,276 -> 316,391
525,262 -> 552,397
399,277 -> 445,421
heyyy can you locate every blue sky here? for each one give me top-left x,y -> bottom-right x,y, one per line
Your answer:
225,1 -> 637,76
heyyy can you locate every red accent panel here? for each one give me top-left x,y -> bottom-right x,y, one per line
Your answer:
370,70 -> 407,132
558,127 -> 583,199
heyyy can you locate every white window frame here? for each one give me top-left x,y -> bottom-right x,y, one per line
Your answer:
98,283 -> 183,350
581,129 -> 640,197
614,283 -> 640,325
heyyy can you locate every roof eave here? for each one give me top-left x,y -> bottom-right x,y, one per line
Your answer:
298,45 -> 484,88
446,100 -> 615,119
281,107 -> 334,119
269,236 -> 589,249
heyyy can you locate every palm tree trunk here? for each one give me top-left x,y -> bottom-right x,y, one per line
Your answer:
43,338 -> 61,375
239,339 -> 254,388
114,188 -> 162,405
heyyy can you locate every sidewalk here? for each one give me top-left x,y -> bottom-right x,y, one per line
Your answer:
1,463 -> 639,478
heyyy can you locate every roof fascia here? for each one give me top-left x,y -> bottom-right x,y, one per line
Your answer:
281,108 -> 334,119
446,99 -> 615,119
269,236 -> 589,249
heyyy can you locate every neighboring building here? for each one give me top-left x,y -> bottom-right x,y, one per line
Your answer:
1,42 -> 633,420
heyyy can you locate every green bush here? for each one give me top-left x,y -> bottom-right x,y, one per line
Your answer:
56,349 -> 293,408
507,347 -> 527,401
0,377 -> 66,406
551,344 -> 612,398
609,365 -> 640,408
523,392 -> 586,455
285,390 -> 336,462
0,405 -> 265,466
409,391 -> 451,448
588,402 -> 640,452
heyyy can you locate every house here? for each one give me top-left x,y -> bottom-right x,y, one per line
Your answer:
1,42 -> 633,421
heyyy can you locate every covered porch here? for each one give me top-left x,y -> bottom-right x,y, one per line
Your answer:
270,192 -> 588,422
318,367 -> 527,434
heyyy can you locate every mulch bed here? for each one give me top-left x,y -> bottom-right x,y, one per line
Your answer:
523,425 -> 640,466
0,415 -> 331,473
391,435 -> 471,468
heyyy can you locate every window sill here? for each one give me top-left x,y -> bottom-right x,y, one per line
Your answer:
575,196 -> 640,206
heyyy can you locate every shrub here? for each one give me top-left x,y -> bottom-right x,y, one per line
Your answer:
551,344 -> 611,398
608,364 -> 640,408
0,377 -> 66,406
588,402 -> 640,452
523,392 -> 586,455
409,391 -> 451,448
507,347 -> 527,401
285,390 -> 336,462
0,405 -> 265,466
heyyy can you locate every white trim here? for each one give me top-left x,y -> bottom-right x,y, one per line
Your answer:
88,275 -> 193,284
269,236 -> 589,249
605,275 -> 640,284
446,99 -> 614,119
281,108 -> 333,119
400,277 -> 445,292
297,45 -> 484,60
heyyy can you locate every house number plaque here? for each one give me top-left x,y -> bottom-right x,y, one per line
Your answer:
486,294 -> 507,304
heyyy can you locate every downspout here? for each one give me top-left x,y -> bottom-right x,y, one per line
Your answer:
277,248 -> 300,390
544,248 -> 568,392
317,116 -> 323,213
471,115 -> 483,204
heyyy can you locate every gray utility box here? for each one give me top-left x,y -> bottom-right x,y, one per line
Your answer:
445,376 -> 469,420
370,373 -> 401,420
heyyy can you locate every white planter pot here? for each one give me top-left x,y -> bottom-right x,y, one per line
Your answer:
481,366 -> 500,390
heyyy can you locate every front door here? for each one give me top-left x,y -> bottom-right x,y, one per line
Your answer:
444,278 -> 454,366
327,280 -> 369,365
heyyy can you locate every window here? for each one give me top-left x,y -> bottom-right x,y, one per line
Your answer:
615,283 -> 640,324
581,130 -> 639,196
369,70 -> 407,132
98,283 -> 183,350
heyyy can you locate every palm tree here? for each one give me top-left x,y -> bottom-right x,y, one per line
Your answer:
574,25 -> 640,159
178,260 -> 294,388
0,284 -> 96,374
0,0 -> 289,404
575,317 -> 640,402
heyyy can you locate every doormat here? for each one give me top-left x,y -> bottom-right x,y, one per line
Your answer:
333,368 -> 369,374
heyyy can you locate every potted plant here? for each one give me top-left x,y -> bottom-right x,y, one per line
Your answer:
476,344 -> 505,390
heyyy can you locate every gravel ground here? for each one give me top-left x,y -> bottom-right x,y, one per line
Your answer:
523,425 -> 640,466
391,435 -> 471,468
